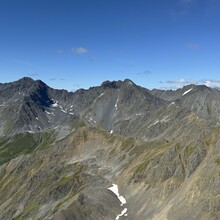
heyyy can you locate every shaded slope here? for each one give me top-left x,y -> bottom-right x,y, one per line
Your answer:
151,84 -> 220,123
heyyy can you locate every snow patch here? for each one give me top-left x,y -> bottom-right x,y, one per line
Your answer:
45,111 -> 55,116
51,100 -> 66,111
52,100 -> 59,107
27,130 -> 33,134
148,116 -> 171,128
136,113 -> 142,116
97,92 -> 104,99
168,102 -> 175,107
61,109 -> 67,113
35,117 -> 39,120
108,184 -> 127,219
108,184 -> 126,206
110,130 -> 113,134
154,120 -> 159,125
182,88 -> 193,96
116,208 -> 128,220
86,115 -> 96,124
148,120 -> 159,128
69,112 -> 74,115
160,115 -> 170,123
115,98 -> 119,110
70,105 -> 74,111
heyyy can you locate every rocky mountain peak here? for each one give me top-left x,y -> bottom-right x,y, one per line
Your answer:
100,79 -> 136,89
17,76 -> 35,83
101,80 -> 120,88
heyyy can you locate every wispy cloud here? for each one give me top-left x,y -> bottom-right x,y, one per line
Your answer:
165,78 -> 196,84
49,78 -> 56,81
202,79 -> 220,89
57,49 -> 64,54
160,78 -> 197,89
12,59 -> 32,66
159,86 -> 179,90
160,78 -> 220,90
186,43 -> 199,49
28,73 -> 39,77
171,0 -> 195,19
72,47 -> 88,55
88,55 -> 97,62
136,70 -> 151,75
49,78 -> 66,81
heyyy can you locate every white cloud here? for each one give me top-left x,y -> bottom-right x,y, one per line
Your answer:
166,78 -> 196,85
160,78 -> 197,89
161,78 -> 220,90
72,47 -> 88,55
202,79 -> 220,89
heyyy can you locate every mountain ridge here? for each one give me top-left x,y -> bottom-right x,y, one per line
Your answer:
1,77 -> 220,219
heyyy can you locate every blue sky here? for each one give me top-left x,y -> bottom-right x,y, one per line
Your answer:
0,0 -> 220,90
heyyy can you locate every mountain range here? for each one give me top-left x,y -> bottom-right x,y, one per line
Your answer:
0,77 -> 220,219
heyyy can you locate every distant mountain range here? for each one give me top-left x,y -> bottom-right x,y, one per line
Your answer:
0,77 -> 220,219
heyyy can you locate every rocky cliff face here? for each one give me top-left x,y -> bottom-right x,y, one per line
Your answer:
0,78 -> 220,219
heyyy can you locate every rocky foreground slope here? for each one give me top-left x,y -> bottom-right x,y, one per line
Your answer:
0,78 -> 220,219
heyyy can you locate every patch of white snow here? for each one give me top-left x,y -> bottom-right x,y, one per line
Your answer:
116,208 -> 128,220
97,93 -> 104,99
108,184 -> 128,219
160,115 -> 170,123
153,120 -> 159,125
86,115 -> 96,124
108,184 -> 126,206
148,120 -> 159,128
115,98 -> 119,110
45,111 -> 55,116
110,130 -> 113,134
168,102 -> 175,107
182,88 -> 193,96
52,100 -> 59,107
61,109 -> 67,113
135,113 -> 142,116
